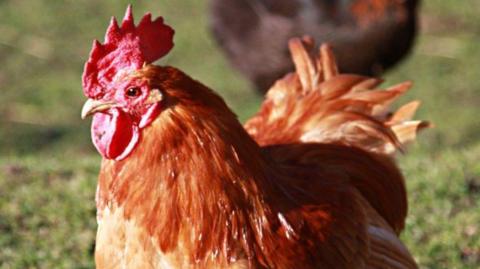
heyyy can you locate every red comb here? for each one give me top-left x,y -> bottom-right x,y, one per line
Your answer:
82,5 -> 174,98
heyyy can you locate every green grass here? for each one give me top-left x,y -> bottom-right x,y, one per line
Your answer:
0,157 -> 98,269
0,1 -> 479,268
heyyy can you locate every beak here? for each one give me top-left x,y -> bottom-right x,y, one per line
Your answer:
81,99 -> 117,119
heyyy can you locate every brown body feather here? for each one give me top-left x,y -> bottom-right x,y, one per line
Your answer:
94,39 -> 426,268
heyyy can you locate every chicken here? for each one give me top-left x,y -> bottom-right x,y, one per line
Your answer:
81,6 -> 428,269
209,0 -> 420,92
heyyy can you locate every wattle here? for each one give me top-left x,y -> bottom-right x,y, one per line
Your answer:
91,108 -> 140,160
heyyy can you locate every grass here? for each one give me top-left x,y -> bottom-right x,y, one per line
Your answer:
0,1 -> 479,268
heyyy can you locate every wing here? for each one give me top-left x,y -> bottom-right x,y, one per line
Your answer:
361,196 -> 418,269
265,143 -> 407,234
361,196 -> 419,269
266,143 -> 418,268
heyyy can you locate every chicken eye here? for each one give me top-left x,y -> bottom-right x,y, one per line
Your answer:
125,87 -> 141,98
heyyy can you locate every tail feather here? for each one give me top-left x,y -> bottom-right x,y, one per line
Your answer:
245,37 -> 429,155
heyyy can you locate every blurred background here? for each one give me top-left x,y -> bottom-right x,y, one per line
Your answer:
0,0 -> 479,268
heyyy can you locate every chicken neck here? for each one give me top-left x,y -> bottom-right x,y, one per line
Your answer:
95,67 -> 284,265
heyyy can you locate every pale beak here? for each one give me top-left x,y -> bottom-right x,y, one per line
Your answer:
81,99 -> 117,119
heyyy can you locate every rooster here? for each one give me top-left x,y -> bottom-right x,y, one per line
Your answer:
81,6 -> 427,269
209,0 -> 420,92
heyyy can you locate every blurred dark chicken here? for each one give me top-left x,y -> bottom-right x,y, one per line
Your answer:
209,0 -> 420,92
